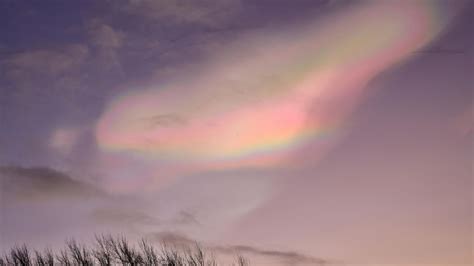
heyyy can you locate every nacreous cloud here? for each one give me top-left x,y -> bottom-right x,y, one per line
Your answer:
96,0 -> 457,188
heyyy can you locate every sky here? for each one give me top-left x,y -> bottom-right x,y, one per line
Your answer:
0,0 -> 472,265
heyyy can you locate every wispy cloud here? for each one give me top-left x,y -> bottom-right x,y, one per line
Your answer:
91,207 -> 160,227
146,231 -> 329,265
215,244 -> 328,265
85,21 -> 124,72
3,44 -> 88,82
123,0 -> 243,27
0,166 -> 102,201
147,231 -> 195,246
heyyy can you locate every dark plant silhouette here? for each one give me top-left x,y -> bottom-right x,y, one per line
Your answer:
0,235 -> 249,266
93,235 -> 114,266
139,240 -> 158,266
33,248 -> 54,266
66,239 -> 94,266
56,248 -> 71,266
110,237 -> 143,265
9,245 -> 31,266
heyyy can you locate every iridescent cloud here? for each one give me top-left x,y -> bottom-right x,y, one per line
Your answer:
96,0 -> 454,184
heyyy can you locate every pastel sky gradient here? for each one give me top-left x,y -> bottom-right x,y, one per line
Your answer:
0,0 -> 472,265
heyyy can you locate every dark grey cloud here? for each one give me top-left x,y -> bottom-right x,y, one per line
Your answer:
172,211 -> 200,226
0,166 -> 103,202
147,231 -> 196,246
215,245 -> 327,266
0,166 -> 110,249
146,231 -> 328,265
91,207 -> 160,227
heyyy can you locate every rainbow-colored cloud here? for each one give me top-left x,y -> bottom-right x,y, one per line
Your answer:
96,1 -> 454,181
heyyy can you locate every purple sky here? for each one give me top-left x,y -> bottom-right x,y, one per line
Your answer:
0,1 -> 472,265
